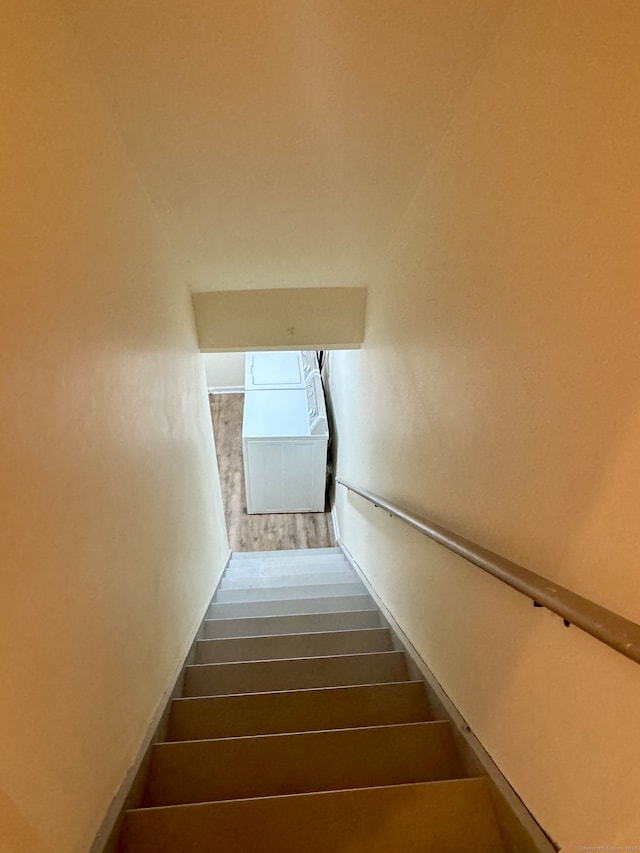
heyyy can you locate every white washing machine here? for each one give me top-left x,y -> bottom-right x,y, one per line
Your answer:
242,374 -> 329,514
244,350 -> 319,391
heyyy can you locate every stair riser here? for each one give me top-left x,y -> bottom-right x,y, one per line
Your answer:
215,582 -> 365,603
231,548 -> 340,561
226,560 -> 350,576
208,595 -> 373,619
194,629 -> 393,664
220,571 -> 356,588
121,779 -> 506,853
183,652 -> 409,696
168,681 -> 431,741
144,722 -> 460,806
121,549 -> 509,853
203,610 -> 382,638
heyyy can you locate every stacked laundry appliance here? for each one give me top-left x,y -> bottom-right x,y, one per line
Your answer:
242,352 -> 329,514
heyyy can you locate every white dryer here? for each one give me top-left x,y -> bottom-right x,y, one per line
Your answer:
242,375 -> 328,514
244,351 -> 319,392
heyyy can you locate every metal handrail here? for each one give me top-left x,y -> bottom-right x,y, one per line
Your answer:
335,477 -> 640,666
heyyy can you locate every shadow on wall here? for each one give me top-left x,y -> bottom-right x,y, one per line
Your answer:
321,3 -> 640,841
0,789 -> 54,853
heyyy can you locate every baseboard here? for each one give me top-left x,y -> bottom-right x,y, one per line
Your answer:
337,538 -> 558,853
89,548 -> 232,853
208,386 -> 244,395
330,502 -> 340,543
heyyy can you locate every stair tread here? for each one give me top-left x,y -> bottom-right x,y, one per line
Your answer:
208,597 -> 374,616
231,547 -> 341,559
183,651 -> 409,697
224,567 -> 350,579
229,559 -> 341,564
173,678 -> 424,699
220,572 -> 356,587
214,582 -> 366,603
121,779 -> 507,853
143,721 -> 462,807
163,718 -> 439,742
199,626 -> 390,642
198,624 -> 382,642
208,594 -> 374,619
177,678 -> 420,700
203,609 -> 382,638
195,627 -> 392,664
227,557 -> 348,563
189,649 -> 404,667
167,680 -> 430,740
229,554 -> 347,562
227,563 -> 350,573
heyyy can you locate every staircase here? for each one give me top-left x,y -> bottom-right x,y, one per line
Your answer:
118,547 -> 508,852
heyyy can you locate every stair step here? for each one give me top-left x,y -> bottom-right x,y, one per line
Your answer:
214,581 -> 365,603
183,651 -> 409,696
207,594 -> 373,619
203,609 -> 382,638
144,721 -> 461,807
220,570 -> 356,588
194,628 -> 393,664
230,552 -> 347,565
225,563 -> 351,579
120,778 -> 507,853
231,547 -> 341,561
168,681 -> 431,741
229,553 -> 349,570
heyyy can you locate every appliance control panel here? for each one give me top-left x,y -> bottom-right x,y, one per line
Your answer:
307,374 -> 328,435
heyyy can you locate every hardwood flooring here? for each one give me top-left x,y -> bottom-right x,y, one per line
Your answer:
209,394 -> 335,553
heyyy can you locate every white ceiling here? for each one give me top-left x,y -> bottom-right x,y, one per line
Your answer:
64,0 -> 512,291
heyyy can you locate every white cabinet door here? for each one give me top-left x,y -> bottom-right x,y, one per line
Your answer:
243,439 -> 327,513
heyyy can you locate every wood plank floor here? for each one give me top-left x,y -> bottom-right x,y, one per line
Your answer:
209,394 -> 335,553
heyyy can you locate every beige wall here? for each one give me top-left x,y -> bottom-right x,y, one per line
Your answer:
61,0 -> 512,293
193,288 -> 367,352
0,4 -> 228,853
6,0 -> 640,849
203,353 -> 246,391
328,1 -> 640,848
